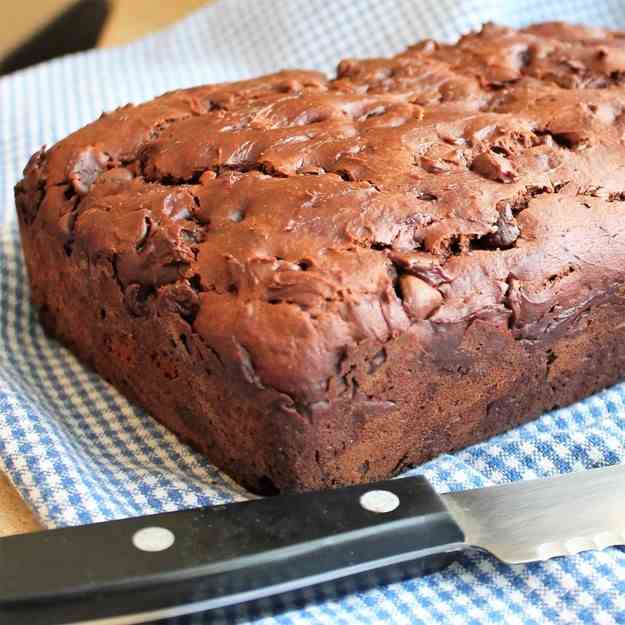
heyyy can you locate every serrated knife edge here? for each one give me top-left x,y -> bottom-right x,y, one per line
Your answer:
441,463 -> 625,563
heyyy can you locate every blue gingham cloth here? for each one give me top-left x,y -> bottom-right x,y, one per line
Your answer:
2,1 -> 625,623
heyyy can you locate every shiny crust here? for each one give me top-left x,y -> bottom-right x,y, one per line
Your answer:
15,22 -> 625,491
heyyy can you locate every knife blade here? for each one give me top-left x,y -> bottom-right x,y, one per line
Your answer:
1,464 -> 623,625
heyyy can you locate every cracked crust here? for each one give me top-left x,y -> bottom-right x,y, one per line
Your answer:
15,22 -> 625,492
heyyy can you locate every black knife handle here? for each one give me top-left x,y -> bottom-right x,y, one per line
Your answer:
1,476 -> 466,624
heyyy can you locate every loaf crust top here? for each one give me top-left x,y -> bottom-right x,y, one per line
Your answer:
16,22 -> 625,404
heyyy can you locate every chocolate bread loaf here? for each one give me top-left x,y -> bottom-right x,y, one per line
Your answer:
15,22 -> 625,492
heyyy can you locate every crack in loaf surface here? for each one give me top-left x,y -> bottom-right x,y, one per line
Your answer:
14,21 -> 625,491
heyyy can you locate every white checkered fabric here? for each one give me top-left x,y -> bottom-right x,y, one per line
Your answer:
2,1 -> 625,623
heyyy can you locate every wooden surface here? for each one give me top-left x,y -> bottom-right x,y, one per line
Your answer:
99,0 -> 209,47
0,472 -> 41,537
0,0 -> 75,59
0,0 -> 208,57
0,0 -> 213,537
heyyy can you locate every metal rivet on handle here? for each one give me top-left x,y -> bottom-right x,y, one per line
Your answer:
132,526 -> 176,552
359,490 -> 400,513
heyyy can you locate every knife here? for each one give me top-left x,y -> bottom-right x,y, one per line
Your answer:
1,464 -> 624,625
